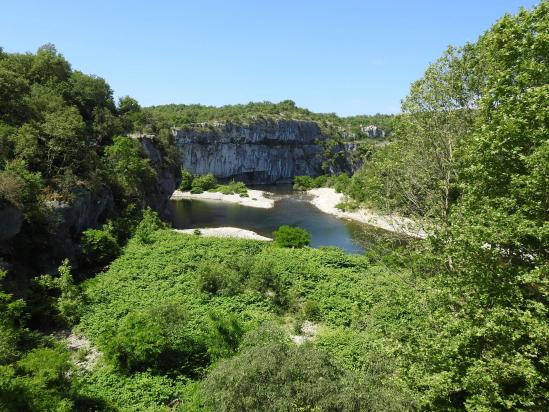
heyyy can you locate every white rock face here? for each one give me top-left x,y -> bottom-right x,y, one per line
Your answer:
173,119 -> 354,184
360,124 -> 386,138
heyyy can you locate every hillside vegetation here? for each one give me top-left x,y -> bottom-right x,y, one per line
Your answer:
144,100 -> 395,140
0,2 -> 547,411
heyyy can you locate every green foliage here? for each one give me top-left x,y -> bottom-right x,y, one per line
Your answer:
198,261 -> 242,296
292,175 -> 315,190
0,271 -> 26,366
36,259 -> 83,327
413,4 -> 549,410
103,136 -> 156,201
201,341 -> 409,412
103,302 -> 208,375
213,180 -> 248,196
0,345 -> 74,412
0,159 -> 43,219
179,168 -> 193,191
134,207 -> 167,244
81,222 -> 121,266
205,312 -> 244,361
144,100 -> 394,140
302,300 -> 321,321
75,232 -> 415,409
272,225 -> 311,248
190,173 -> 217,194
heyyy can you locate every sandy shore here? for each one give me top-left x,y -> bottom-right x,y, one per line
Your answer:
170,189 -> 275,208
174,227 -> 272,241
307,188 -> 427,239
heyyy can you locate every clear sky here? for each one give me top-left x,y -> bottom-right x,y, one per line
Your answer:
1,0 -> 540,115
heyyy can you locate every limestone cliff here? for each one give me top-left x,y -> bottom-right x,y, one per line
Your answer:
173,119 -> 355,184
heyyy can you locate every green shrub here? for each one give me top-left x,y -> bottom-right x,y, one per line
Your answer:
248,256 -> 287,307
198,262 -> 242,296
335,199 -> 359,212
293,175 -> 315,191
313,175 -> 329,187
272,225 -> 311,248
179,168 -> 193,191
103,302 -> 207,374
205,312 -> 244,361
191,173 -> 216,192
81,223 -> 121,266
2,345 -> 75,411
134,208 -> 167,244
201,342 -> 376,411
35,260 -> 82,327
214,180 -> 248,196
327,173 -> 350,193
302,300 -> 321,321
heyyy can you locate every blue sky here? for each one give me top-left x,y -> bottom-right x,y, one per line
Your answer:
1,1 -> 540,115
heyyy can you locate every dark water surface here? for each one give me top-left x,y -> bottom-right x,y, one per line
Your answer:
167,186 -> 371,254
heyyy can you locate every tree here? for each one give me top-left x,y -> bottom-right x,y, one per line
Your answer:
201,342 -> 409,411
103,136 -> 156,202
411,4 -> 549,409
350,45 -> 478,223
272,225 -> 311,248
81,223 -> 121,266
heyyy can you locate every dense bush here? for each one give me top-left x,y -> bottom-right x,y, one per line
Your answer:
292,175 -> 315,190
80,223 -> 121,266
272,225 -> 311,248
213,180 -> 248,196
201,342 -> 408,411
179,168 -> 193,191
103,302 -> 208,375
198,261 -> 242,296
134,208 -> 167,244
190,173 -> 217,194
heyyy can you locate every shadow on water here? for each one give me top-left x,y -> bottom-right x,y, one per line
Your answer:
167,185 -> 406,254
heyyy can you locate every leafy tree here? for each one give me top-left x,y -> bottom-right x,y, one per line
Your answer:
41,106 -> 88,176
36,259 -> 83,327
81,222 -> 121,266
292,175 -> 315,191
408,4 -> 549,410
349,45 -> 478,223
190,173 -> 216,194
179,168 -> 193,191
272,225 -> 311,248
103,136 -> 156,201
201,342 -> 401,412
134,208 -> 167,244
103,302 -> 208,375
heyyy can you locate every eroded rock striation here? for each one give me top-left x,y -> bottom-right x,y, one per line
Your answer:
173,119 -> 355,184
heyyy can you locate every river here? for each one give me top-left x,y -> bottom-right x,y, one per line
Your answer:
168,186 -> 392,254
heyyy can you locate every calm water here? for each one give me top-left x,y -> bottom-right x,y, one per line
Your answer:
167,186 -> 373,254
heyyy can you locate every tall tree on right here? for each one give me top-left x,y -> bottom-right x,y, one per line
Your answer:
415,3 -> 548,410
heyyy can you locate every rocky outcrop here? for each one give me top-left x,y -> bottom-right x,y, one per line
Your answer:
45,185 -> 115,262
0,202 -> 23,242
0,137 -> 179,269
138,136 -> 180,213
360,125 -> 386,138
173,119 -> 355,184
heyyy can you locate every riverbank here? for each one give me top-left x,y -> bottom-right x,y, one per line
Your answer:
174,227 -> 272,241
307,188 -> 427,239
170,189 -> 275,208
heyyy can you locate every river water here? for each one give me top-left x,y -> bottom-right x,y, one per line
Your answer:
168,186 -> 385,254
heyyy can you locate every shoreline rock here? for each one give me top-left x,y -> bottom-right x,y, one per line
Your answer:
174,227 -> 272,241
306,188 -> 427,239
170,189 -> 275,208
